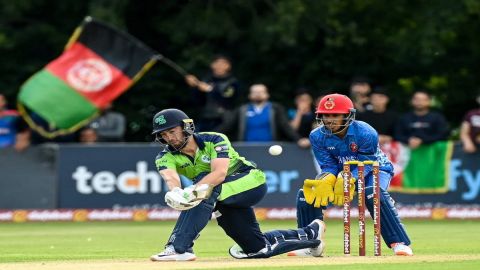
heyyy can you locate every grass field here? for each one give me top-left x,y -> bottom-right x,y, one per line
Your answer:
1,219 -> 479,270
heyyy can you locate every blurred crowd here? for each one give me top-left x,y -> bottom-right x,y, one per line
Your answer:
1,54 -> 480,155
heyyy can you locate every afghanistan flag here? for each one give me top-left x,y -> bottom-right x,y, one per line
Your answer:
18,17 -> 157,138
386,141 -> 454,193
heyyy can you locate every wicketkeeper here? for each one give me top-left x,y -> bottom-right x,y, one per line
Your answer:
150,108 -> 326,261
292,93 -> 413,256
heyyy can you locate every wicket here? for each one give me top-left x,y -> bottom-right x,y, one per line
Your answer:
342,160 -> 381,256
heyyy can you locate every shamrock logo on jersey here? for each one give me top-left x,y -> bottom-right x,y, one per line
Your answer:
201,155 -> 211,163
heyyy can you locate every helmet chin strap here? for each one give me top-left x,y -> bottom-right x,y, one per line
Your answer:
330,124 -> 350,135
317,112 -> 355,136
154,122 -> 195,152
169,133 -> 191,152
318,122 -> 349,136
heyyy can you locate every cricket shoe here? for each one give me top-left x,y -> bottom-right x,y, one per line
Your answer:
391,243 -> 413,256
287,248 -> 312,256
150,245 -> 196,261
307,219 -> 326,257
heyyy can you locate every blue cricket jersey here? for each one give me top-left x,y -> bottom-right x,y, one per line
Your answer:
0,110 -> 19,147
245,103 -> 273,142
309,120 -> 394,179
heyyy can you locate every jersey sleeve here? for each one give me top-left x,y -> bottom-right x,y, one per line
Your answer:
310,131 -> 339,176
155,152 -> 176,171
209,133 -> 232,159
357,128 -> 378,160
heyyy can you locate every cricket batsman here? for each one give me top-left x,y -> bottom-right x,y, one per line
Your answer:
293,93 -> 413,256
149,108 -> 326,261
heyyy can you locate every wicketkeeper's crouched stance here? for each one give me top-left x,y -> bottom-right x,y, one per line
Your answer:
292,93 -> 413,257
149,108 -> 326,261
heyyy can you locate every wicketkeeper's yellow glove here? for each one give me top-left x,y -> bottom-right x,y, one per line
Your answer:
333,173 -> 356,206
303,173 -> 336,208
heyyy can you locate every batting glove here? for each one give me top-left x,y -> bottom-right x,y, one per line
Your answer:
164,187 -> 200,211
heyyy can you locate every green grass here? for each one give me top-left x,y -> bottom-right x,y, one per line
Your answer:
1,219 -> 480,269
229,261 -> 480,270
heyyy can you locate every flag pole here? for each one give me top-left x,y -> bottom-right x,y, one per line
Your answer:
154,54 -> 188,76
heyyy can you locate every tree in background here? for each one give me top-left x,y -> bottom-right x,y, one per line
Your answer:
1,0 -> 480,141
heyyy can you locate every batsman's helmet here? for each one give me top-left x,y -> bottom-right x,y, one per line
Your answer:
315,93 -> 356,134
152,109 -> 195,144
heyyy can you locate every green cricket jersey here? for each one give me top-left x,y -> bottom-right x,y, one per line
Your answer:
155,132 -> 266,200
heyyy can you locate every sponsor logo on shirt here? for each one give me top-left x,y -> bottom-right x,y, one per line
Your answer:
215,145 -> 229,152
411,121 -> 430,128
338,156 -> 356,164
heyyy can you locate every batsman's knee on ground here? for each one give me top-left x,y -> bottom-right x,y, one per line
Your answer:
229,219 -> 326,259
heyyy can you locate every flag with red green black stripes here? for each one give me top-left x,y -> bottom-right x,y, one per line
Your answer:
18,16 -> 157,138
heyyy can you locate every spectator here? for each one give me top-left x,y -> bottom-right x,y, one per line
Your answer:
25,104 -> 122,145
0,94 -> 29,151
79,127 -> 98,144
185,55 -> 241,131
460,93 -> 480,153
394,90 -> 449,149
89,103 -> 126,142
216,84 -> 309,147
28,112 -> 77,145
356,87 -> 398,146
288,88 -> 315,140
0,93 -> 18,148
349,76 -> 372,113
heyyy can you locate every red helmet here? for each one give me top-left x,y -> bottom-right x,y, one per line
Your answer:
315,94 -> 356,135
316,94 -> 354,114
